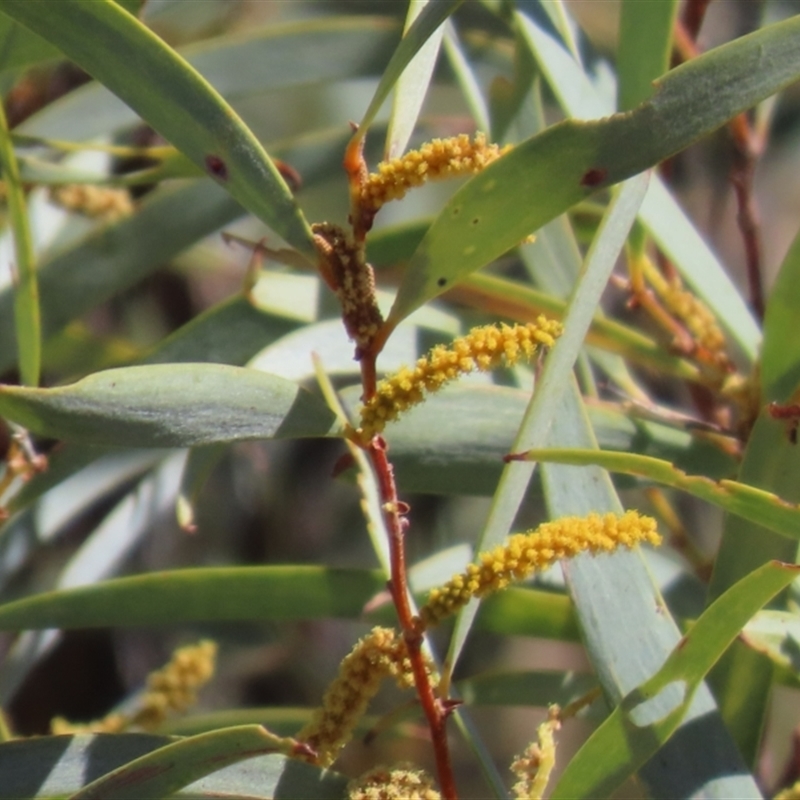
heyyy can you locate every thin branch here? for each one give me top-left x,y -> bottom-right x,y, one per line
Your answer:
368,437 -> 458,799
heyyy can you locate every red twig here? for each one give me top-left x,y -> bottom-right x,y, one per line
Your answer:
681,0 -> 714,41
673,17 -> 767,321
368,437 -> 458,799
342,127 -> 458,797
728,114 -> 766,320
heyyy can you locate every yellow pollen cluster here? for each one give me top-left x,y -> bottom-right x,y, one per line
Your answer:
51,640 -> 217,735
418,511 -> 660,628
511,706 -> 561,800
640,255 -> 727,361
776,780 -> 800,800
348,765 -> 441,800
297,627 -> 431,767
49,184 -> 134,222
358,317 -> 562,440
360,133 -> 511,216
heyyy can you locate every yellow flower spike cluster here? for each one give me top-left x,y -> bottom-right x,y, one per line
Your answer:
348,765 -> 441,800
50,640 -> 217,735
418,511 -> 661,628
360,132 -> 511,217
133,639 -> 218,730
359,317 -> 562,441
49,184 -> 134,222
297,626 -> 433,767
511,706 -> 561,800
639,253 -> 727,363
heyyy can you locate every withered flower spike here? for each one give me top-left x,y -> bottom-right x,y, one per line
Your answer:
312,221 -> 384,352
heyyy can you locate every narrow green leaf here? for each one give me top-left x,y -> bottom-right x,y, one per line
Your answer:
0,732 -> 347,800
384,0 -> 445,160
551,561 -> 799,800
741,610 -> 800,675
69,726 -> 296,800
387,12 -> 800,334
0,14 -> 58,74
0,94 -> 39,385
18,16 -> 401,145
546,382 -> 754,799
0,0 -> 315,261
175,445 -> 226,533
0,364 -> 338,447
706,404 -> 800,763
762,224 -> 800,401
355,0 -> 463,136
443,21 -> 490,134
617,0 -> 678,111
447,174 -> 648,669
0,566 -> 385,630
348,381 -> 734,496
515,5 -> 761,361
473,587 -> 579,641
458,670 -> 596,708
524,446 -> 800,541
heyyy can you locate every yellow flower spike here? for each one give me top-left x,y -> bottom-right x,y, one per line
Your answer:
360,133 -> 511,220
418,511 -> 660,628
50,640 -> 217,735
131,639 -> 217,730
511,705 -> 561,800
49,184 -> 134,222
775,780 -> 800,800
358,317 -> 562,441
348,765 -> 441,800
297,626 -> 434,767
637,251 -> 728,366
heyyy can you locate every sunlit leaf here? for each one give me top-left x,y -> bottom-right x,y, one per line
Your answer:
523,446 -> 800,541
386,10 -> 800,344
0,732 -> 346,799
0,364 -> 338,447
551,561 -> 799,799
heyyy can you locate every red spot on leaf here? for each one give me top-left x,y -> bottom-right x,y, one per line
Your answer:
581,168 -> 608,187
205,154 -> 228,181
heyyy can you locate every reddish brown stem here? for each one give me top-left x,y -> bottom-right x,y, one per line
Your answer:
728,113 -> 766,321
368,438 -> 458,799
673,18 -> 767,321
681,0 -> 714,41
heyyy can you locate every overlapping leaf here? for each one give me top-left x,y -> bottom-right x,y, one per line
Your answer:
0,364 -> 338,447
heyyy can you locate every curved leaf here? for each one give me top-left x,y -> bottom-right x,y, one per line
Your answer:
617,0 -> 678,111
551,560 -> 799,800
70,725 -> 297,800
524,446 -> 800,541
356,0 -> 463,136
0,364 -> 338,447
19,15 -> 401,144
0,566 -> 386,629
447,174 -> 648,667
384,0 -> 445,160
762,223 -> 800,402
0,0 -> 316,260
0,96 -> 38,385
540,381 -> 754,798
387,14 -> 800,325
0,733 -> 346,800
